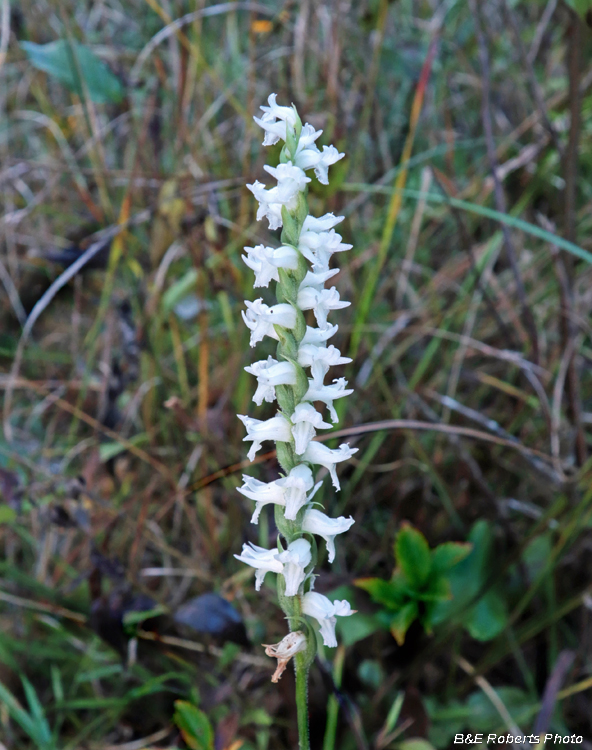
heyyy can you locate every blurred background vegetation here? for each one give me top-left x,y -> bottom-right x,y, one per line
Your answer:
1,0 -> 592,748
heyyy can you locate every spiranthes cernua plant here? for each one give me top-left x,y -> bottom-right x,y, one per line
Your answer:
235,94 -> 357,749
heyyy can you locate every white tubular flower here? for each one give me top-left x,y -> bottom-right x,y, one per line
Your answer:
304,376 -> 354,423
237,474 -> 287,523
245,357 -> 298,405
300,268 -> 339,291
235,542 -> 283,590
301,324 -> 339,346
242,300 -> 297,347
247,166 -> 309,230
302,213 -> 344,232
298,344 -> 352,378
263,631 -> 307,683
301,442 -> 358,490
253,93 -> 297,146
292,124 -> 344,185
242,244 -> 300,288
238,414 -> 292,461
299,229 -> 353,272
277,464 -> 322,520
302,592 -> 355,647
297,286 -> 350,328
302,509 -> 355,563
291,402 -> 331,455
276,538 -> 312,596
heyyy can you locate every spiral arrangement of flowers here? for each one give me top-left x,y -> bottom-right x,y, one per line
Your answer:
235,94 -> 357,747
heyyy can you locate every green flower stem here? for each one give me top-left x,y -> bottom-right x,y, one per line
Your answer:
295,651 -> 310,750
273,191 -> 312,750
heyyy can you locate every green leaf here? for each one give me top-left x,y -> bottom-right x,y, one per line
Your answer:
431,542 -> 472,572
355,575 -> 408,610
20,40 -> 124,104
464,590 -> 508,641
173,701 -> 214,750
335,611 -> 384,647
395,524 -> 432,590
564,0 -> 592,21
122,604 -> 167,632
465,687 -> 536,732
416,574 -> 451,602
389,601 -> 418,645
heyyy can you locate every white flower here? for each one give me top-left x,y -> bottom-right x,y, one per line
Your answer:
302,213 -> 344,233
238,464 -> 321,523
242,244 -> 299,288
238,474 -> 288,523
277,464 -> 322,520
245,357 -> 297,405
297,344 -> 352,378
290,124 -> 344,184
295,140 -> 344,186
291,402 -> 331,455
301,324 -> 339,346
299,229 -> 352,272
304,376 -> 354,423
263,631 -> 308,683
247,165 -> 309,229
297,286 -> 350,328
253,93 -> 297,146
235,542 -> 283,590
302,591 -> 355,647
242,300 -> 297,347
264,163 -> 310,201
301,442 -> 358,490
276,538 -> 311,596
300,267 -> 339,291
302,509 -> 355,563
238,413 -> 292,461
246,180 -> 283,230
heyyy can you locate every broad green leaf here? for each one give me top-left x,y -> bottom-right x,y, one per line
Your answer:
389,601 -> 418,645
336,611 -> 384,646
431,542 -> 472,572
465,688 -> 535,732
173,701 -> 214,750
416,574 -> 451,603
395,524 -> 431,590
464,590 -> 508,641
355,576 -> 408,609
564,0 -> 592,21
20,40 -> 123,104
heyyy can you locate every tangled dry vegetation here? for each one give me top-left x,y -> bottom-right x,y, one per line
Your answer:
1,1 -> 592,748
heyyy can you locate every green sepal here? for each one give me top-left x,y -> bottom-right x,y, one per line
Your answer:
293,308 -> 307,344
285,125 -> 297,162
293,251 -> 309,286
275,383 -> 295,415
277,568 -> 294,616
274,325 -> 299,361
281,206 -> 300,246
278,268 -> 299,305
278,354 -> 309,405
295,192 -> 309,228
276,441 -> 296,474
